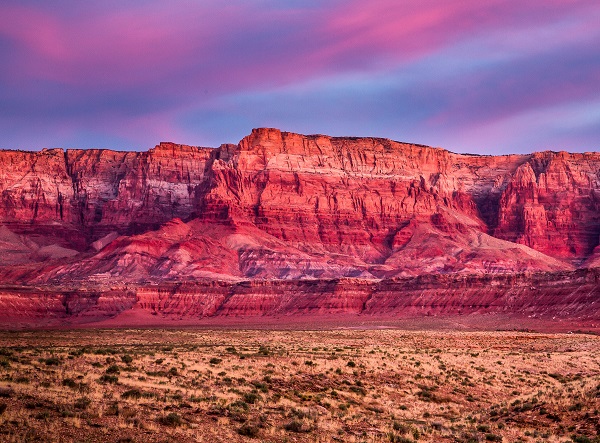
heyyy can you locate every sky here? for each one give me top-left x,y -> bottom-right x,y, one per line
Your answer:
0,0 -> 599,155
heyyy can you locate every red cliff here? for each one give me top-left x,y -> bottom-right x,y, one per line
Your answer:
0,129 -> 599,327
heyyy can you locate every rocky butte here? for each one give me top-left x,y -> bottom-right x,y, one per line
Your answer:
0,128 -> 599,329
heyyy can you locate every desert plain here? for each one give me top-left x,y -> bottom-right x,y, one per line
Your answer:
0,328 -> 598,443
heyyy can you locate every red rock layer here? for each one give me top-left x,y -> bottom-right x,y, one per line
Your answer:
0,142 -> 216,248
3,129 -> 599,265
0,128 -> 599,326
0,269 -> 598,327
495,151 -> 600,259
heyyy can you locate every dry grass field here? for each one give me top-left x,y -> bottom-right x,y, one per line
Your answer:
0,329 -> 598,442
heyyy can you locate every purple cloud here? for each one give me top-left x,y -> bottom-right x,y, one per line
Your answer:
0,0 -> 598,153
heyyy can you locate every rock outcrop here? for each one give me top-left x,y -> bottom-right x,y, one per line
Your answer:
0,128 -> 599,327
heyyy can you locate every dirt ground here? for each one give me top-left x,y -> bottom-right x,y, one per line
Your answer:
0,329 -> 598,442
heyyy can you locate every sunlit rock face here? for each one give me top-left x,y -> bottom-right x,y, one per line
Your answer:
495,151 -> 600,259
0,129 -> 599,326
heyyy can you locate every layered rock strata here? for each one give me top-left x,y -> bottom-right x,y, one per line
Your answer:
0,128 -> 599,326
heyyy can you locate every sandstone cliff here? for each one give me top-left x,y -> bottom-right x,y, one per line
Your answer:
0,128 -> 599,327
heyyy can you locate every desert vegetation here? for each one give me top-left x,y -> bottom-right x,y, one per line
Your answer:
0,329 -> 598,442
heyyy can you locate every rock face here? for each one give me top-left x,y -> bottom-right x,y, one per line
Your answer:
495,152 -> 600,259
0,143 -> 215,247
0,128 -> 599,327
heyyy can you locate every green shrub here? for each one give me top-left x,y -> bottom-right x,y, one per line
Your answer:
393,422 -> 410,434
98,374 -> 119,384
229,400 -> 249,411
44,357 -> 61,366
74,397 -> 91,410
122,389 -> 142,400
106,364 -> 120,374
159,412 -> 182,427
257,346 -> 270,356
251,381 -> 269,392
237,422 -> 260,437
284,419 -> 311,433
243,391 -> 261,404
0,349 -> 12,357
62,378 -> 78,388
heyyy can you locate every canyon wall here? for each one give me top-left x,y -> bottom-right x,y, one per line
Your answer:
1,128 -> 599,327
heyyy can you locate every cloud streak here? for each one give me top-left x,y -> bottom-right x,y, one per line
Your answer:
0,0 -> 598,153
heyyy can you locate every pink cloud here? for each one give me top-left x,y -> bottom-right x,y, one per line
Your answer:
1,0 -> 599,153
3,0 -> 598,95
312,0 -> 598,69
0,5 -> 67,59
1,3 -> 251,90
